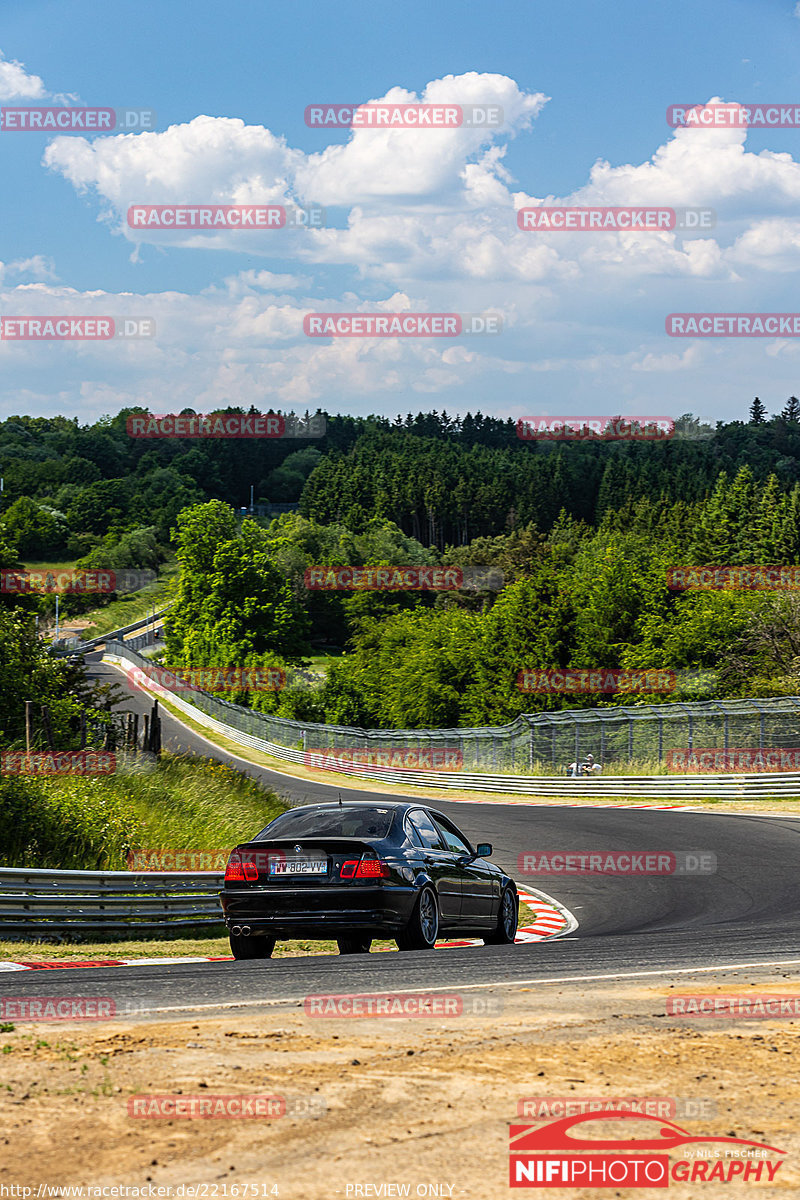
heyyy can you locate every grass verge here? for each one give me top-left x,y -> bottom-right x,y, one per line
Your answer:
0,752 -> 285,870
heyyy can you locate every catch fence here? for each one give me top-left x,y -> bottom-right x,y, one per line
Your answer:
104,642 -> 800,774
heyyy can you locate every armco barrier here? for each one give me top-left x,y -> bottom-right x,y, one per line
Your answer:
103,648 -> 800,801
50,607 -> 170,657
0,867 -> 224,936
124,624 -> 164,652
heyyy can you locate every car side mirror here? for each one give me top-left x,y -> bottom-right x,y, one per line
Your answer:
476,843 -> 492,857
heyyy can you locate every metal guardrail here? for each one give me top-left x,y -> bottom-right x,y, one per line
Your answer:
124,625 -> 165,653
0,867 -> 225,936
103,650 -> 800,801
51,608 -> 170,657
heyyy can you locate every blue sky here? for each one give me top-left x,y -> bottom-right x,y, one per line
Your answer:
2,0 -> 800,424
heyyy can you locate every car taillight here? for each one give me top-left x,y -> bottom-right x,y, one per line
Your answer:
225,852 -> 259,882
340,858 -> 391,879
225,852 -> 244,882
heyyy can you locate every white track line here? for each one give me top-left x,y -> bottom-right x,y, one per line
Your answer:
106,958 -> 800,1017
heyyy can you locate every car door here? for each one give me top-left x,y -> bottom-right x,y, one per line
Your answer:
406,809 -> 463,925
433,813 -> 498,928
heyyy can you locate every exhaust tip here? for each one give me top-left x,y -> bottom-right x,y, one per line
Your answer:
231,925 -> 242,936
241,926 -> 251,936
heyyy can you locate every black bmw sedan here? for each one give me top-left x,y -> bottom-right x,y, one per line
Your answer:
220,800 -> 518,959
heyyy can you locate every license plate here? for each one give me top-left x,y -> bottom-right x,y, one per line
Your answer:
268,859 -> 327,875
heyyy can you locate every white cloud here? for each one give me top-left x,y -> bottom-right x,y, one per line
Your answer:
19,82 -> 800,422
0,48 -> 77,105
216,269 -> 310,296
45,85 -> 800,293
0,50 -> 46,101
4,255 -> 58,281
294,74 -> 547,205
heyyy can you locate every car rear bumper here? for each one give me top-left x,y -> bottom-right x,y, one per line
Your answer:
219,885 -> 418,936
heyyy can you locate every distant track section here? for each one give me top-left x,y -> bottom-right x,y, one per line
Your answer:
103,651 -> 800,802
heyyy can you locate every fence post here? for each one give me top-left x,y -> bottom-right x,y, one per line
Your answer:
148,701 -> 162,756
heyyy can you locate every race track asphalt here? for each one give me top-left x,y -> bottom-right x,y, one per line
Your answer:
3,651 -> 797,1015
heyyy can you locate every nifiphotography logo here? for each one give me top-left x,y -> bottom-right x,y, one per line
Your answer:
509,1110 -> 785,1187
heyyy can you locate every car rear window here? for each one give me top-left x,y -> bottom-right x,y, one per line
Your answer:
256,807 -> 394,840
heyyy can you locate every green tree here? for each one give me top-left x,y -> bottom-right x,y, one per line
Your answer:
166,502 -> 309,671
1,496 -> 68,558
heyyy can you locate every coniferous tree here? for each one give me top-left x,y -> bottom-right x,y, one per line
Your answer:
749,396 -> 767,424
781,396 -> 800,423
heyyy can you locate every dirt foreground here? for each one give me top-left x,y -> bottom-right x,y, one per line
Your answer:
0,966 -> 798,1198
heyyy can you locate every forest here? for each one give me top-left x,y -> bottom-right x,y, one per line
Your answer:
3,395 -> 800,731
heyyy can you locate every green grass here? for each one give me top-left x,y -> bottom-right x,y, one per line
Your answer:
121,751 -> 284,853
0,935 -> 379,959
22,559 -> 79,574
81,558 -> 179,638
0,752 -> 286,871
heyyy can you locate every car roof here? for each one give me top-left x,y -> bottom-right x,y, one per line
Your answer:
276,800 -> 451,820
